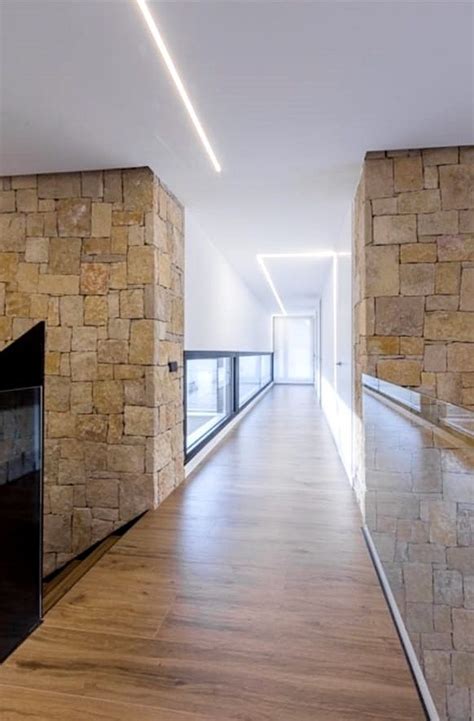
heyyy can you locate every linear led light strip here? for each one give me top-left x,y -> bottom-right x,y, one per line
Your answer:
134,0 -> 221,173
257,251 -> 350,315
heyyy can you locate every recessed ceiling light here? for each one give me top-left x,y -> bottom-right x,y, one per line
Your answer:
134,0 -> 222,173
257,251 -> 351,315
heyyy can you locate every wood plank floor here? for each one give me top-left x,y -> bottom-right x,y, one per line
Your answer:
0,386 -> 425,720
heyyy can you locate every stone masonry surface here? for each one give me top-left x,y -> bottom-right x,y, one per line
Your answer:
0,167 -> 185,575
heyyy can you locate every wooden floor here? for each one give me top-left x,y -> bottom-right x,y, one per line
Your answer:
0,386 -> 425,721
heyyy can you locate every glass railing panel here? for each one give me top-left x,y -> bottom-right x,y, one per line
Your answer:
363,378 -> 474,718
238,355 -> 262,407
185,357 -> 233,452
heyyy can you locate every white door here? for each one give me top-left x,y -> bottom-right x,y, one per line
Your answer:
273,316 -> 315,384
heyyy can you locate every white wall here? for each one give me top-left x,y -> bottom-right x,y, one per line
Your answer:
185,215 -> 272,351
320,211 -> 353,481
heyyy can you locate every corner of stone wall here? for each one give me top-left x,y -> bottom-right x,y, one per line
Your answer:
0,166 -> 185,575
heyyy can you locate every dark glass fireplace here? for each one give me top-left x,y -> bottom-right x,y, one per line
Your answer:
0,323 -> 44,662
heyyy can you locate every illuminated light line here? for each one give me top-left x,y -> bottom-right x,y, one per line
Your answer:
257,255 -> 287,315
256,251 -> 351,316
134,0 -> 221,173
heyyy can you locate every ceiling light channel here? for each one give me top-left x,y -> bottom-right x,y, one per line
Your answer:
134,0 -> 222,173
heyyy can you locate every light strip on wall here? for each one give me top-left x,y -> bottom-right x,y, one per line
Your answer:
257,251 -> 351,316
134,0 -> 222,173
257,255 -> 287,315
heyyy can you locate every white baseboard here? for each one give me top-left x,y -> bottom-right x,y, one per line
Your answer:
185,383 -> 274,478
363,526 -> 439,721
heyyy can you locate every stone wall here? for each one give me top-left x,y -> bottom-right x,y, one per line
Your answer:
354,145 -> 474,409
353,146 -> 474,720
0,167 -> 185,575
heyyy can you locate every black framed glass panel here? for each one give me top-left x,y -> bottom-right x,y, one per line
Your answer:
0,386 -> 42,662
185,356 -> 233,453
238,354 -> 273,408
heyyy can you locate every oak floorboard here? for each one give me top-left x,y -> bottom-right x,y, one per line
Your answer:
0,386 -> 425,720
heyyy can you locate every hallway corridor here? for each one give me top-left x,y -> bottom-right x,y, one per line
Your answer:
0,386 -> 425,720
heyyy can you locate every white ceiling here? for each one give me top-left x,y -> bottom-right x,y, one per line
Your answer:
264,256 -> 334,314
1,0 -> 473,312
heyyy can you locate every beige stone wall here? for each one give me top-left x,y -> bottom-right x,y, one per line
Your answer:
0,167 -> 184,575
354,145 -> 474,408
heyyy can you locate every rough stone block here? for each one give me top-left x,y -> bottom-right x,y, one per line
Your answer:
81,171 -> 103,199
59,295 -> 83,327
72,326 -> 97,352
0,190 -> 15,212
120,289 -> 144,319
38,172 -> 81,199
400,243 -> 437,263
76,415 -> 107,442
123,167 -> 153,211
70,351 -> 98,381
57,198 -> 91,237
373,214 -> 416,245
400,263 -> 435,295
0,214 -> 26,251
93,380 -> 124,414
440,164 -> 474,210
424,166 -> 439,189
47,326 -> 71,353
418,211 -> 459,236
124,405 -> 156,436
447,343 -> 474,372
37,273 -> 79,296
44,514 -> 72,553
400,337 -> 424,355
434,570 -> 464,607
377,359 -> 421,386
425,311 -> 474,342
129,319 -> 156,364
435,262 -> 461,295
423,147 -> 459,166
16,188 -> 37,213
26,213 -> 44,237
128,246 -> 155,284
103,170 -> 123,203
364,158 -> 394,199
72,508 -> 92,554
460,267 -> 474,310
394,156 -> 423,192
107,444 -> 145,473
91,202 -> 112,237
80,263 -> 109,295
6,291 -> 30,317
426,295 -> 459,311
97,339 -> 128,364
452,653 -> 474,687
366,246 -> 399,296
70,381 -> 93,414
424,651 -> 452,684
375,296 -> 424,336
398,189 -> 440,214
84,295 -> 108,325
438,235 -> 474,261
25,237 -> 49,263
424,344 -> 447,372
460,209 -> 474,233
366,336 -> 399,355
86,478 -> 118,508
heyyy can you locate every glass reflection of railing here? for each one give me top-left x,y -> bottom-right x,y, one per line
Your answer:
362,373 -> 474,441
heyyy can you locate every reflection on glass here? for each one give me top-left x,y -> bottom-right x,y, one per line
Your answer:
363,377 -> 474,720
0,387 -> 42,662
186,358 -> 232,451
238,354 -> 272,407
